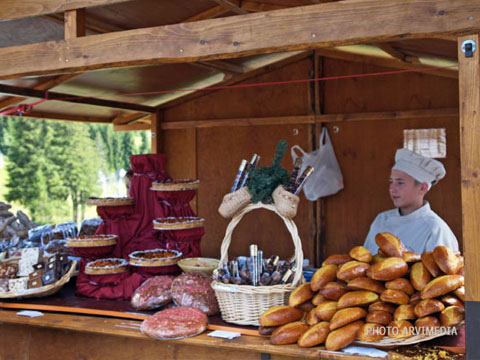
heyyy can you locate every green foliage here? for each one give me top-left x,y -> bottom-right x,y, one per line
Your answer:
247,140 -> 290,203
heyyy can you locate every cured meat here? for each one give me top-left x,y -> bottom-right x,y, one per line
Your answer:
141,306 -> 208,339
131,276 -> 174,310
171,272 -> 219,315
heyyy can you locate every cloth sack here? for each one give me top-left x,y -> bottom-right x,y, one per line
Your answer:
291,127 -> 344,201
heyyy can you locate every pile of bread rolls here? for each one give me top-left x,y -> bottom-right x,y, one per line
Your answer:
258,232 -> 465,351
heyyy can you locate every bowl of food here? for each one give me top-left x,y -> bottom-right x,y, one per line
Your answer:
177,257 -> 220,276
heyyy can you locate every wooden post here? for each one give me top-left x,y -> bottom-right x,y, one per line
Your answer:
457,34 -> 480,360
151,112 -> 163,154
64,9 -> 85,40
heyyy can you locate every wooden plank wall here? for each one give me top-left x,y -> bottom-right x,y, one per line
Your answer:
163,56 -> 462,265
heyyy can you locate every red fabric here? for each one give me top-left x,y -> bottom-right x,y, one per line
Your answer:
154,190 -> 197,217
72,244 -> 115,259
130,264 -> 182,276
163,227 -> 205,258
122,229 -> 166,260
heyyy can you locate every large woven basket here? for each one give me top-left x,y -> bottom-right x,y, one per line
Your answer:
211,202 -> 304,326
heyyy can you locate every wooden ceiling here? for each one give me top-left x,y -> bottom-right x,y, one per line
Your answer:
0,0 -> 476,131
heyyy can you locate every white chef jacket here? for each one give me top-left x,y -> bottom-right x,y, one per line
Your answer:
364,202 -> 459,254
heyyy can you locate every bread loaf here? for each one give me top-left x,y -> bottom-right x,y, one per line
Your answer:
368,301 -> 396,314
380,289 -> 410,305
387,320 -> 414,338
336,261 -> 370,281
258,326 -> 278,336
259,305 -> 304,327
420,275 -> 464,299
329,307 -> 367,330
305,310 -> 320,326
433,246 -> 460,275
289,283 -> 315,307
325,320 -> 364,351
336,290 -> 378,309
393,304 -> 416,321
297,300 -> 315,313
415,316 -> 440,330
414,299 -> 445,318
313,301 -> 338,321
366,311 -> 393,326
453,286 -> 465,302
311,265 -> 337,292
439,305 -> 465,327
409,292 -> 422,306
346,277 -> 385,294
410,262 -> 432,291
385,278 -> 415,295
372,253 -> 388,264
312,293 -> 328,306
375,232 -> 405,258
368,257 -> 408,281
421,252 -> 442,277
322,254 -> 351,267
440,294 -> 464,309
270,321 -> 309,345
318,281 -> 348,301
403,251 -> 421,263
297,321 -> 330,348
357,323 -> 385,342
349,246 -> 372,263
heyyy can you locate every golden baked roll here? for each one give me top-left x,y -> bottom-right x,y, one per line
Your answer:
366,311 -> 393,326
329,307 -> 367,330
312,293 -> 328,306
297,300 -> 315,313
433,246 -> 460,275
357,323 -> 385,342
311,265 -> 338,292
439,305 -> 465,327
336,261 -> 370,281
414,299 -> 445,318
393,304 -> 416,321
318,281 -> 348,301
368,257 -> 408,281
453,286 -> 465,302
306,309 -> 320,326
403,251 -> 421,263
372,253 -> 388,264
387,320 -> 414,338
322,254 -> 351,267
415,316 -> 440,330
325,320 -> 364,351
258,326 -> 278,336
289,283 -> 316,307
368,301 -> 396,314
409,292 -> 422,306
336,290 -> 378,309
313,301 -> 338,321
270,321 -> 309,345
380,289 -> 410,305
259,305 -> 304,327
421,252 -> 442,277
385,278 -> 415,295
375,232 -> 405,258
420,275 -> 464,300
410,262 -> 432,291
346,277 -> 385,294
349,246 -> 372,263
297,321 -> 330,348
440,294 -> 464,309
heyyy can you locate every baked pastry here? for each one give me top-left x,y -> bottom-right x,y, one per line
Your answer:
85,258 -> 128,275
128,249 -> 182,267
151,179 -> 200,191
86,197 -> 135,206
65,235 -> 117,248
153,217 -> 204,230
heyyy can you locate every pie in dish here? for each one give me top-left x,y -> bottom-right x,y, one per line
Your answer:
86,197 -> 135,206
65,235 -> 117,248
129,249 -> 182,267
85,258 -> 129,275
153,217 -> 204,231
151,179 -> 199,192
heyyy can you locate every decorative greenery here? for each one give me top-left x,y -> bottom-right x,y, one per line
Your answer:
247,140 -> 290,203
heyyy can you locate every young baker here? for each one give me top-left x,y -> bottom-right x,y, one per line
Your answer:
364,148 -> 459,254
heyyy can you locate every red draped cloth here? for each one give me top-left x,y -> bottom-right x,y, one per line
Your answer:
154,190 -> 197,217
163,227 -> 205,258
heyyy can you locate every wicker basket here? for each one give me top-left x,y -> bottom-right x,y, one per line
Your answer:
211,202 -> 304,326
217,187 -> 252,218
272,185 -> 300,219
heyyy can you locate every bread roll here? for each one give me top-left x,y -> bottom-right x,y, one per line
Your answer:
421,252 -> 442,277
368,301 -> 396,314
357,323 -> 385,342
311,265 -> 338,292
372,253 -> 388,264
258,326 -> 278,336
259,305 -> 304,327
453,286 -> 465,302
420,275 -> 464,300
385,278 -> 415,295
410,262 -> 432,291
318,281 -> 348,301
415,316 -> 440,330
336,290 -> 378,309
440,294 -> 464,309
306,310 -> 320,326
329,307 -> 367,330
387,320 -> 414,338
433,246 -> 460,275
270,321 -> 309,345
409,292 -> 422,306
336,261 -> 370,281
393,304 -> 416,321
439,305 -> 465,327
289,283 -> 316,307
403,251 -> 421,263
313,301 -> 338,321
414,299 -> 445,318
346,277 -> 385,294
349,246 -> 372,263
380,289 -> 410,305
375,232 -> 405,258
312,293 -> 328,306
297,321 -> 330,348
366,311 -> 393,326
368,257 -> 408,281
325,320 -> 364,351
297,300 -> 315,313
322,254 -> 351,267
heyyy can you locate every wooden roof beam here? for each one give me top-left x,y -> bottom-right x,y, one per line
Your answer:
0,0 -> 133,21
375,43 -> 420,64
197,60 -> 247,74
183,6 -> 231,23
0,0 -> 479,80
209,0 -> 249,15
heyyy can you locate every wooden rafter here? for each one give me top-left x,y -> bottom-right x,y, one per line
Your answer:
196,60 -> 247,74
0,0 -> 132,21
10,112 -> 111,123
64,9 -> 86,39
112,112 -> 152,126
209,0 -> 249,15
375,43 -> 420,64
183,5 -> 231,23
0,0 -> 477,80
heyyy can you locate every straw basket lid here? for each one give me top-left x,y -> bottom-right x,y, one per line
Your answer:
211,202 -> 304,326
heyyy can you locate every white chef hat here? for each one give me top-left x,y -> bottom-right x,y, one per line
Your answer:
392,148 -> 446,190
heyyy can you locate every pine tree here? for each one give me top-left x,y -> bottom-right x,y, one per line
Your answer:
139,130 -> 151,155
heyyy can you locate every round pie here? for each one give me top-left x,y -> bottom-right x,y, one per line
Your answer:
86,197 -> 135,206
129,249 -> 182,267
153,217 -> 204,231
65,235 -> 117,248
151,179 -> 199,192
85,258 -> 129,275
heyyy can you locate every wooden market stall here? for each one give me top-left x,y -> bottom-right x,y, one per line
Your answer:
0,0 -> 479,359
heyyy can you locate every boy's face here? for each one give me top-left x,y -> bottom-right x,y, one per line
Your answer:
389,169 -> 427,212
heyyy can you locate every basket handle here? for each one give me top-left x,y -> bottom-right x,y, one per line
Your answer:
218,202 -> 304,287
